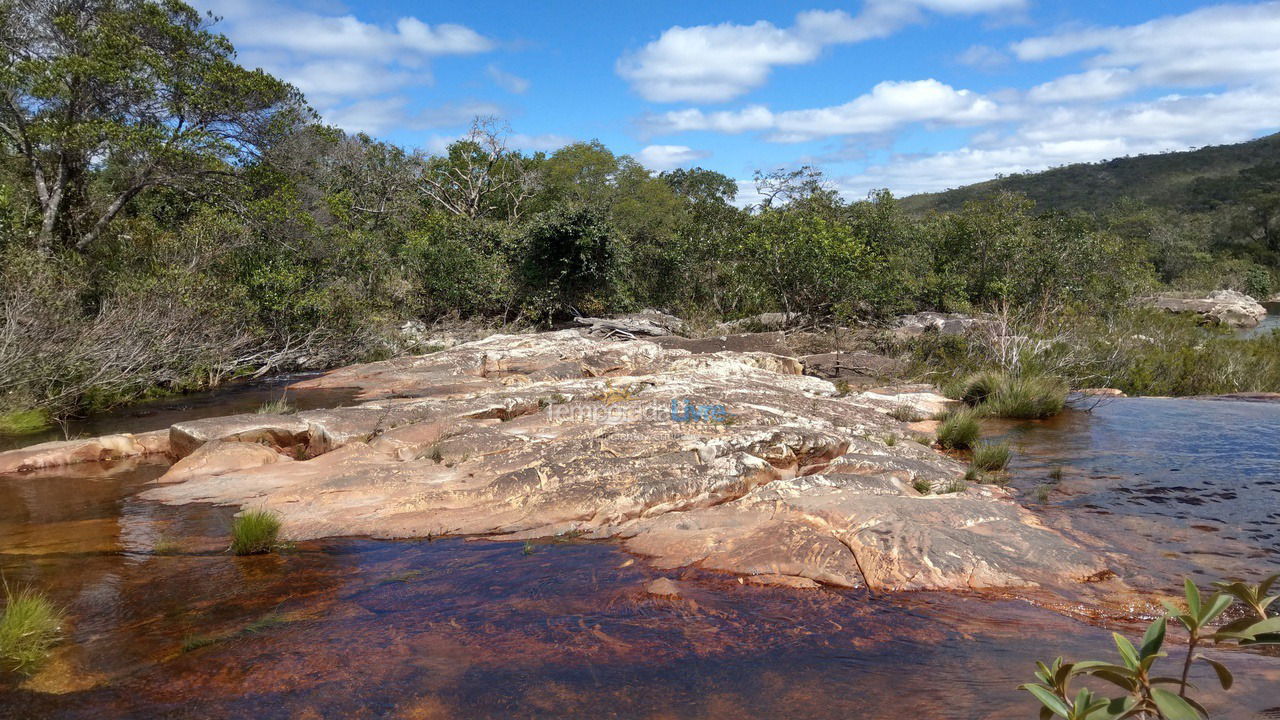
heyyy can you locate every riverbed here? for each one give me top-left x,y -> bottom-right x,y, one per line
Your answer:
2,391 -> 1279,718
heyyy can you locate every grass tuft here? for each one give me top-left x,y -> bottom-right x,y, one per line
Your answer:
229,509 -> 282,555
0,581 -> 64,674
936,408 -> 982,450
971,441 -> 1012,471
888,404 -> 923,422
940,478 -> 968,494
255,397 -> 295,415
911,477 -> 932,495
882,433 -> 898,447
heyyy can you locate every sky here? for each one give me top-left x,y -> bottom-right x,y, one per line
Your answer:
197,0 -> 1280,202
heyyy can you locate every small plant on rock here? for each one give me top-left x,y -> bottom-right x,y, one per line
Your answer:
1023,573 -> 1280,719
972,441 -> 1012,471
937,408 -> 981,450
229,509 -> 282,555
256,397 -> 295,415
0,580 -> 63,674
912,478 -> 933,495
888,404 -> 923,422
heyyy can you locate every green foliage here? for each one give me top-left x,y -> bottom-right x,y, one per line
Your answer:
972,442 -> 1012,471
0,581 -> 63,674
888,404 -> 923,422
256,397 -> 295,415
229,509 -> 282,555
912,477 -> 932,495
0,408 -> 52,435
1023,573 -> 1279,719
937,408 -> 982,450
982,375 -> 1069,419
518,205 -> 627,320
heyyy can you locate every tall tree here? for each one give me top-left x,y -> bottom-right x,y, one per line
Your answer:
0,0 -> 305,251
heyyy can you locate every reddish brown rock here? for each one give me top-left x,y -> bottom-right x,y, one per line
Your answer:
0,430 -> 169,474
156,440 -> 291,484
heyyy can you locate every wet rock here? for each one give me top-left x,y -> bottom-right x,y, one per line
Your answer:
746,574 -> 821,589
1078,388 -> 1127,397
645,578 -> 683,597
0,430 -> 168,474
157,440 -> 291,484
169,414 -> 311,459
1152,290 -> 1267,328
127,329 -> 1104,593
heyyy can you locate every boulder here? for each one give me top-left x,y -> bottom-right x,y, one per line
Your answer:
1152,290 -> 1267,328
156,440 -> 290,484
894,312 -> 989,338
0,430 -> 168,474
168,414 -> 311,459
575,310 -> 686,338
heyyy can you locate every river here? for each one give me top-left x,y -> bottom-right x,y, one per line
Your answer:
1,387 -> 1278,718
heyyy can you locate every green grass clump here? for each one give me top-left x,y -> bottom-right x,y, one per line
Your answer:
971,441 -> 1012,471
941,478 -> 967,494
255,397 -> 295,415
882,433 -> 898,446
0,582 -> 64,674
0,408 -> 52,435
936,408 -> 981,450
229,510 -> 282,555
956,371 -> 1068,419
964,466 -> 985,484
911,478 -> 932,495
888,404 -> 923,422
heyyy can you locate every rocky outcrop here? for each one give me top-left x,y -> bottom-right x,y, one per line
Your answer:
1152,290 -> 1267,328
575,310 -> 686,338
893,312 -> 991,338
131,329 -> 1104,594
0,430 -> 168,474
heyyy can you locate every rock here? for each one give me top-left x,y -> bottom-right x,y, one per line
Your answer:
0,430 -> 168,474
645,578 -> 683,597
746,574 -> 821,589
169,414 -> 311,459
125,329 -> 1105,593
715,312 -> 807,333
1151,290 -> 1267,328
1077,388 -> 1126,397
800,351 -> 902,379
855,385 -> 958,418
156,440 -> 291,484
649,331 -> 795,357
894,312 -> 989,338
575,310 -> 686,338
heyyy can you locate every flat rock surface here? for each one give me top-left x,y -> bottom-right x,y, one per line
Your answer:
129,329 -> 1106,594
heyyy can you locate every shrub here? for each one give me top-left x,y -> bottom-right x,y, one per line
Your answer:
981,375 -> 1068,419
972,441 -> 1012,471
958,370 -> 1007,406
937,408 -> 981,450
0,582 -> 63,674
888,404 -> 922,422
229,509 -> 282,555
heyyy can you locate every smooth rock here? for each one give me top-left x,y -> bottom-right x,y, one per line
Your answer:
169,414 -> 311,459
645,578 -> 683,597
0,430 -> 169,474
157,440 -> 291,484
123,329 -> 1105,593
650,331 -> 795,357
1078,388 -> 1127,397
800,351 -> 903,379
1152,290 -> 1267,328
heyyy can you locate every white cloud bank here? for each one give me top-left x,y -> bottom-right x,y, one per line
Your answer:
635,145 -> 711,171
617,1 -> 1026,103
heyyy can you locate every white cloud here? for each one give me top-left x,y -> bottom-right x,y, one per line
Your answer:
956,44 -> 1008,69
1014,2 -> 1280,102
323,99 -> 504,135
641,80 -> 1000,142
635,145 -> 711,171
837,84 -> 1280,197
617,1 -> 1026,102
487,64 -> 530,94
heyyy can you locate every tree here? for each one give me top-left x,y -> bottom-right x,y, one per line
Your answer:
416,117 -> 542,222
0,0 -> 305,251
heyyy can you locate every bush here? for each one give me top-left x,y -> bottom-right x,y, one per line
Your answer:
957,370 -> 1007,406
0,582 -> 63,674
972,441 -> 1012,471
982,375 -> 1068,419
937,408 -> 981,449
229,509 -> 282,555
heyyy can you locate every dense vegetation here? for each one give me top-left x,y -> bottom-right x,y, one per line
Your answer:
0,0 -> 1276,429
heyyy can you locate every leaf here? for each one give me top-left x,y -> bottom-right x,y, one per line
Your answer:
1258,572 -> 1280,597
1151,688 -> 1205,720
1240,616 -> 1280,637
1200,593 -> 1232,624
1184,578 -> 1201,618
1197,655 -> 1233,690
1140,617 -> 1166,659
1021,684 -> 1072,718
1113,633 -> 1140,669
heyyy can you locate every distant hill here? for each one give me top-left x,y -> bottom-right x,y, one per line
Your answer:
899,132 -> 1280,215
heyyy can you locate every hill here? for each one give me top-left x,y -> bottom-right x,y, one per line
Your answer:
900,132 -> 1280,215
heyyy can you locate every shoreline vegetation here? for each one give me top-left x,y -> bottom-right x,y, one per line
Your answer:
2,2 -> 1279,433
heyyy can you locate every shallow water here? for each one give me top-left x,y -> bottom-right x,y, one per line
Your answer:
2,396 -> 1280,718
1240,304 -> 1280,338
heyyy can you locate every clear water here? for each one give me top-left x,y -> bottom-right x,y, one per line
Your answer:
2,395 -> 1279,718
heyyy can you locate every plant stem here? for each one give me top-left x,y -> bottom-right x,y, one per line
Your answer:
1178,631 -> 1199,698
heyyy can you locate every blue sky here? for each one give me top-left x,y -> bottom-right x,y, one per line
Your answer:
200,0 -> 1280,201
